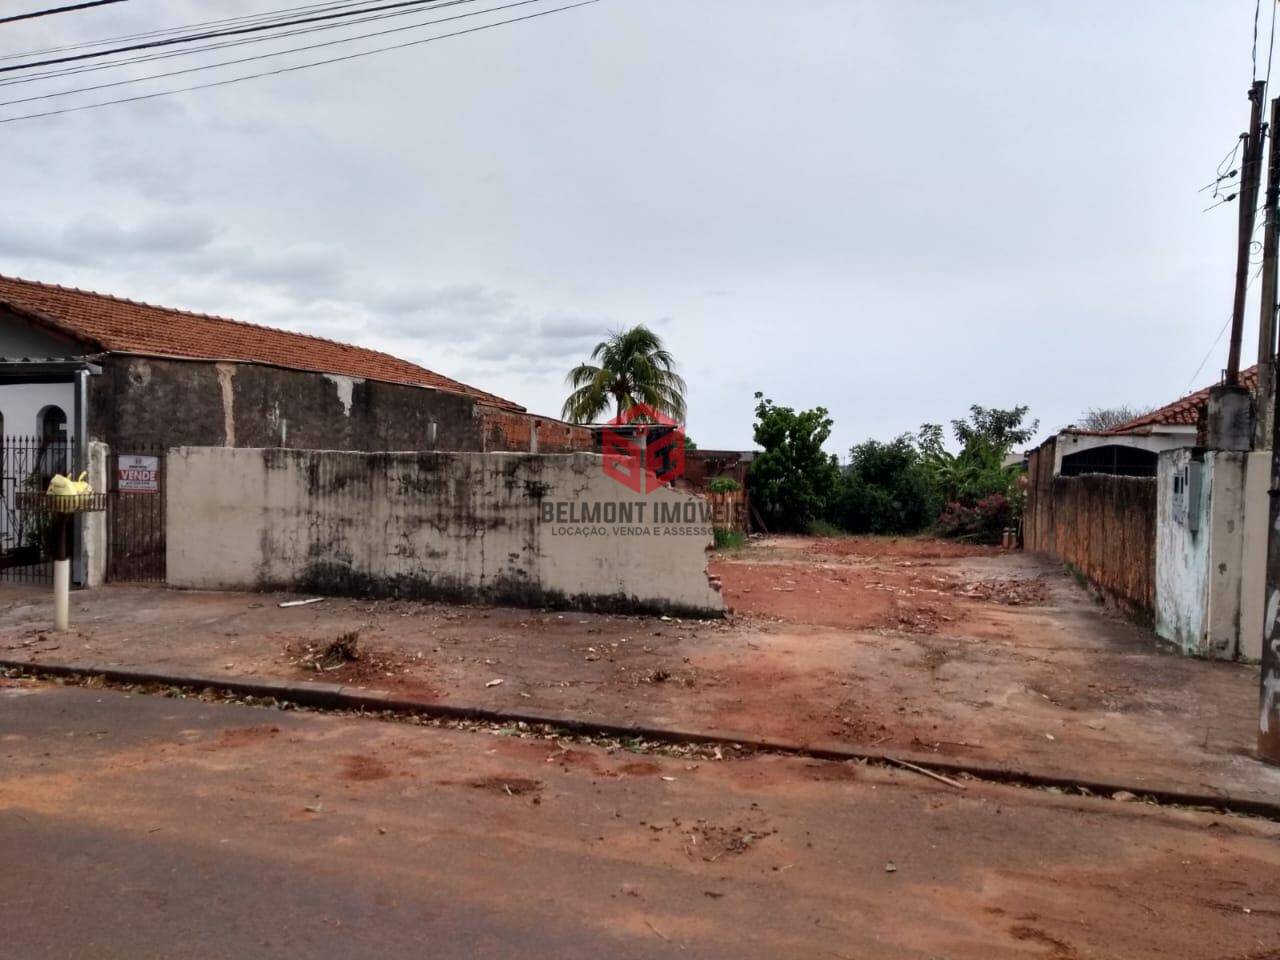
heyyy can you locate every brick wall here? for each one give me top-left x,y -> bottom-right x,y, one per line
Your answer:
477,405 -> 593,453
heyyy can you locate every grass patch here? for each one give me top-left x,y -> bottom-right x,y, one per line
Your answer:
805,519 -> 847,538
713,528 -> 747,551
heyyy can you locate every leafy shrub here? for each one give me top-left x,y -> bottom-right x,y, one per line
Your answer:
827,435 -> 939,535
933,494 -> 1012,543
707,476 -> 741,494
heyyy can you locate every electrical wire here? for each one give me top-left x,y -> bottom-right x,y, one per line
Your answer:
0,0 -> 469,73
0,0 -> 530,107
1203,193 -> 1239,213
0,0 -> 599,124
0,0 -> 489,90
1267,0 -> 1277,91
0,1 -> 126,26
1185,264 -> 1266,390
0,0 -> 369,61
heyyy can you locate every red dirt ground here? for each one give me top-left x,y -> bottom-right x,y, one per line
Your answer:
7,679 -> 1280,959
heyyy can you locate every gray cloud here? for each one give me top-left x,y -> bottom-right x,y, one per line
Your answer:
63,213 -> 219,256
0,0 -> 1256,449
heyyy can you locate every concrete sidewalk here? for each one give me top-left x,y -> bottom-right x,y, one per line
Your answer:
3,536 -> 1277,811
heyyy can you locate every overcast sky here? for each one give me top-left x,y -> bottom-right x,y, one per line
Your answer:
0,0 -> 1267,452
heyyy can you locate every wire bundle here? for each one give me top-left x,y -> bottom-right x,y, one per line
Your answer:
0,0 -> 598,123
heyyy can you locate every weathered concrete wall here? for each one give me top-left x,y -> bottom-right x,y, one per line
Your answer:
1205,452 -> 1247,658
81,441 -> 108,588
85,356 -> 581,459
1025,440 -> 1157,618
88,356 -> 485,453
1155,449 -> 1249,659
1240,451 -> 1270,662
1156,449 -> 1210,654
166,447 -> 724,616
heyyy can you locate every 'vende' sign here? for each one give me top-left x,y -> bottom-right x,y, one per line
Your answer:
118,454 -> 159,494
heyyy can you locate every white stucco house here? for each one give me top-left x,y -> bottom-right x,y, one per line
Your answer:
1033,366 -> 1258,478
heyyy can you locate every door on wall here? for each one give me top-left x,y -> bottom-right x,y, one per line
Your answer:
106,447 -> 166,582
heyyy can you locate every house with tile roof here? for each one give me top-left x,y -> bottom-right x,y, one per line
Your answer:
0,275 -> 590,456
1038,366 -> 1260,478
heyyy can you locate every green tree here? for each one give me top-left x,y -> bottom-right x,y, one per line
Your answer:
828,435 -> 939,534
917,404 -> 1035,542
948,404 -> 1038,453
561,325 -> 687,423
749,392 -> 840,532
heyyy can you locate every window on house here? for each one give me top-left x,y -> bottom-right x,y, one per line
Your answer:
1060,444 -> 1157,477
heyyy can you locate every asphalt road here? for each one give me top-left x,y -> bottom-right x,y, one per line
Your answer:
2,678 -> 1278,959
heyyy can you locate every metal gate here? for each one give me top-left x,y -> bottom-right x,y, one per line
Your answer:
106,446 -> 166,582
1,434 -> 74,584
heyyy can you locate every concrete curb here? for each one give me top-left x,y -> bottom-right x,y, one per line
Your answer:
4,656 -> 1278,820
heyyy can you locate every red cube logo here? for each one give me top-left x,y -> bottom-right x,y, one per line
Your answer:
601,404 -> 686,494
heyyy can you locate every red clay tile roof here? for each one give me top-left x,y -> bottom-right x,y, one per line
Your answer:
0,275 -> 523,411
1106,365 -> 1258,434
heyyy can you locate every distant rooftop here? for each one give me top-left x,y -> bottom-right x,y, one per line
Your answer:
1106,365 -> 1259,434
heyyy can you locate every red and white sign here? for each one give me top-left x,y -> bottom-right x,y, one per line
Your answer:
118,454 -> 160,494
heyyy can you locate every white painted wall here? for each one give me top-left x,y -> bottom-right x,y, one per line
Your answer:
0,381 -> 74,437
167,447 -> 724,615
1054,427 -> 1195,474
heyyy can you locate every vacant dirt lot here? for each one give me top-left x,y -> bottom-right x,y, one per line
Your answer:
2,536 -> 1276,806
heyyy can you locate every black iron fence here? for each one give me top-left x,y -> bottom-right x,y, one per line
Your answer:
1,434 -> 74,584
106,445 -> 166,583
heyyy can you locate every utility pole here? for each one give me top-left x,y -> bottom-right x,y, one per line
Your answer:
1229,83 -> 1268,384
1260,95 -> 1280,763
1257,97 -> 1280,451
1263,274 -> 1280,764
1211,82 -> 1266,452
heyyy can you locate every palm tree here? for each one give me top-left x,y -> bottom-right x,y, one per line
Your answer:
562,325 -> 687,423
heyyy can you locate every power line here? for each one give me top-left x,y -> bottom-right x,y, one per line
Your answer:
0,0 -> 368,61
1186,263 -> 1266,391
1268,0 -> 1277,90
0,0 -> 527,108
0,0 -> 487,89
0,0 -> 599,124
0,0 -> 460,74
0,0 -> 126,26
